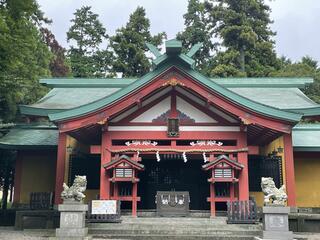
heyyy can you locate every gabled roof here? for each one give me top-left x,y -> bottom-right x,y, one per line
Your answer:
42,40 -> 304,123
103,155 -> 145,170
19,40 -> 320,122
202,155 -> 244,170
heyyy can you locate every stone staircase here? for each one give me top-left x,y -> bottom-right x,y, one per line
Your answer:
88,216 -> 262,240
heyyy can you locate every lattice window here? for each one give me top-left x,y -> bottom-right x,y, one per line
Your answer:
115,168 -> 133,178
214,168 -> 232,178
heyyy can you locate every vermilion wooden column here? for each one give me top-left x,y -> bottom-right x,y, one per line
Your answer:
210,183 -> 215,217
132,182 -> 138,217
100,128 -> 111,199
238,132 -> 249,201
283,133 -> 296,206
230,183 -> 235,201
13,151 -> 22,203
54,132 -> 67,204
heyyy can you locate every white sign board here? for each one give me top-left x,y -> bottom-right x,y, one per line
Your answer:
91,200 -> 117,215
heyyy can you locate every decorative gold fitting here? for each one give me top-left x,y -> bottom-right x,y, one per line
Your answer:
162,77 -> 185,87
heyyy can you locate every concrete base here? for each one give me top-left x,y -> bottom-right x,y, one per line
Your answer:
262,231 -> 294,239
261,206 -> 293,240
14,210 -> 59,230
55,203 -> 88,240
56,228 -> 89,240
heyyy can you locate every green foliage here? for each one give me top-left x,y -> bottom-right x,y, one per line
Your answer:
110,6 -> 166,77
67,6 -> 113,77
0,0 -> 51,122
205,0 -> 279,77
177,0 -> 216,74
41,28 -> 70,77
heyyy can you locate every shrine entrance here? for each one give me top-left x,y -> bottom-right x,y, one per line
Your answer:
138,154 -> 210,210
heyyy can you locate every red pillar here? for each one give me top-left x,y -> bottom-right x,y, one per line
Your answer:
238,132 -> 249,201
283,133 -> 296,206
54,132 -> 67,204
13,151 -> 22,204
132,182 -> 138,217
210,183 -> 215,217
230,183 -> 235,201
100,129 -> 111,199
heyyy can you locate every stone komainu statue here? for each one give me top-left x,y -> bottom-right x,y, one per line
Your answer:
61,175 -> 87,202
261,177 -> 287,206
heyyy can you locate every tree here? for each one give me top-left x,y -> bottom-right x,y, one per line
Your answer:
67,6 -> 113,77
0,0 -> 51,122
177,0 -> 216,74
0,149 -> 15,210
0,0 -> 51,209
205,0 -> 279,77
110,6 -> 166,77
41,28 -> 70,77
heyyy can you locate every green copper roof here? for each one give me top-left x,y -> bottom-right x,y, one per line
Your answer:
48,59 -> 302,122
213,78 -> 313,88
229,88 -> 318,109
165,39 -> 182,54
0,125 -> 58,149
38,77 -> 313,89
40,78 -> 136,88
285,106 -> 320,116
20,88 -> 121,115
49,61 -> 174,121
292,124 -> 320,152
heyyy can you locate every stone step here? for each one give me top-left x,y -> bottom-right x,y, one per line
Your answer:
89,228 -> 261,236
89,217 -> 254,226
91,233 -> 256,240
88,224 -> 261,231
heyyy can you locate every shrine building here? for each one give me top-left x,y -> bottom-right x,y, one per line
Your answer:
1,40 -> 320,217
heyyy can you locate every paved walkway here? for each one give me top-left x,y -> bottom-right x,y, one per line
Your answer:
1,226 -> 320,239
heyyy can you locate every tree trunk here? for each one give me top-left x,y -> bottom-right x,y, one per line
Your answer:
9,174 -> 14,202
239,46 -> 245,72
1,169 -> 9,210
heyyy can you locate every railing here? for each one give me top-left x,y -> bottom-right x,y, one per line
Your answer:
227,200 -> 257,224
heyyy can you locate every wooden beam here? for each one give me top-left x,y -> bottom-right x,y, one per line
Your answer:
176,91 -> 232,125
90,145 -> 101,154
247,146 -> 259,155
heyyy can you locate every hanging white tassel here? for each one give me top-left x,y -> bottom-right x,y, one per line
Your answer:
182,152 -> 187,163
156,151 -> 161,162
203,152 -> 208,163
137,151 -> 140,158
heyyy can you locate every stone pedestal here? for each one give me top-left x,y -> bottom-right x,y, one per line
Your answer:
55,203 -> 89,240
261,206 -> 293,240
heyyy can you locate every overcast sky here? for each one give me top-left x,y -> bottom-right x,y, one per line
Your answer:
37,0 -> 320,62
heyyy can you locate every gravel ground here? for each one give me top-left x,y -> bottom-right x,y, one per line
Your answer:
0,227 -> 54,240
1,227 -> 320,240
